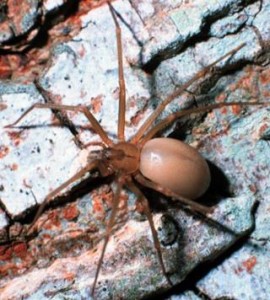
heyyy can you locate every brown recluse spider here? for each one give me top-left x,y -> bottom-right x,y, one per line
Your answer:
4,0 -> 269,297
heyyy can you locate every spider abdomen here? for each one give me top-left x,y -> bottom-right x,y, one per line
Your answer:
139,138 -> 211,199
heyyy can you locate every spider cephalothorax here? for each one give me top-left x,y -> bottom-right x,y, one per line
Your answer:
103,142 -> 140,174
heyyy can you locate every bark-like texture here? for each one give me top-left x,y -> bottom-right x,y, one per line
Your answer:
0,0 -> 269,299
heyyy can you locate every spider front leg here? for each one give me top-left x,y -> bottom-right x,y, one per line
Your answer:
27,160 -> 99,236
108,1 -> 126,141
5,101 -> 113,147
140,101 -> 269,145
34,81 -> 84,149
131,43 -> 246,144
134,173 -> 240,236
135,173 -> 212,218
1,160 -> 100,280
91,175 -> 124,296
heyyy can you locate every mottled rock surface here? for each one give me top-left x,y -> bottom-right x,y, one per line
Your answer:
0,0 -> 269,299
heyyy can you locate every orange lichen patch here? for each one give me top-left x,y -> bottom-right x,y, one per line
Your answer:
231,104 -> 242,115
12,242 -> 28,259
80,0 -> 115,12
259,68 -> 270,85
0,56 -> 12,79
0,250 -> 36,277
77,44 -> 86,59
209,122 -> 230,139
7,130 -> 25,147
220,106 -> 228,115
8,0 -> 33,33
258,123 -> 269,136
215,93 -> 227,103
60,229 -> 84,240
229,66 -> 257,96
65,1 -> 101,29
41,233 -> 52,240
248,184 -> 257,194
118,192 -> 128,210
91,95 -> 103,114
9,163 -> 18,171
128,96 -> 148,127
62,203 -> 79,221
238,74 -> 253,90
91,186 -> 113,219
0,103 -> 8,111
0,242 -> 28,262
74,0 -> 115,19
43,211 -> 61,230
0,262 -> 17,277
0,245 -> 13,260
242,256 -> 257,273
129,99 -> 136,108
1,0 -> 114,81
130,111 -> 144,126
0,145 -> 9,159
5,49 -> 50,83
263,89 -> 270,98
63,272 -> 75,282
92,194 -> 105,216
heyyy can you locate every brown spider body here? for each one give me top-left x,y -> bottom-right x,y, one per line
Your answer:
3,1 -> 269,298
100,136 -> 211,199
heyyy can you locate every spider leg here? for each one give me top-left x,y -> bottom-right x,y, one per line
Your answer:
91,175 -> 124,296
135,173 -> 212,217
34,81 -> 84,149
126,178 -> 173,286
134,177 -> 245,238
131,43 -> 246,144
108,1 -> 126,141
27,160 -> 99,235
82,141 -> 106,149
140,101 -> 269,145
4,101 -> 113,147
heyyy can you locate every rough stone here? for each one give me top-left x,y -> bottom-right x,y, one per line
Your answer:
0,0 -> 269,300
